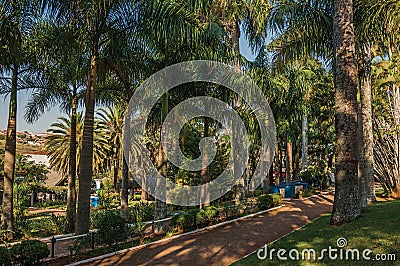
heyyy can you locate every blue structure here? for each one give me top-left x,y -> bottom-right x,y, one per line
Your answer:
90,196 -> 99,208
271,181 -> 309,198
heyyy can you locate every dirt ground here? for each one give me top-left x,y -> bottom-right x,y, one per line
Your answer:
76,193 -> 335,266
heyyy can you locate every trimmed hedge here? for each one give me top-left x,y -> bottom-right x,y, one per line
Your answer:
257,193 -> 283,210
11,239 -> 50,265
0,246 -> 11,266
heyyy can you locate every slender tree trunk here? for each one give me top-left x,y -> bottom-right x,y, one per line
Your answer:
285,140 -> 292,183
1,65 -> 18,234
66,94 -> 77,233
76,54 -> 97,234
200,116 -> 210,208
330,0 -> 362,226
230,19 -> 240,58
357,44 -> 376,210
120,115 -> 130,219
275,140 -> 280,184
357,97 -> 367,210
154,93 -> 168,228
138,146 -> 148,201
112,151 -> 119,191
229,18 -> 244,203
386,44 -> 400,198
280,142 -> 284,183
301,116 -> 308,171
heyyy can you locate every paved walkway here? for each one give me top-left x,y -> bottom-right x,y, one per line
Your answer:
78,192 -> 334,266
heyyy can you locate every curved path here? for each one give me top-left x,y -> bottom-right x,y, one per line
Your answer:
76,192 -> 334,266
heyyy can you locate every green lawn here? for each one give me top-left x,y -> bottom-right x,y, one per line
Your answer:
232,200 -> 400,266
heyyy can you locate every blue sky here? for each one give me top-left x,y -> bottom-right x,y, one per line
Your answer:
0,35 -> 257,133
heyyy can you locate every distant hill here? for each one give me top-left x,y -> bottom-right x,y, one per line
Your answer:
0,130 -> 49,155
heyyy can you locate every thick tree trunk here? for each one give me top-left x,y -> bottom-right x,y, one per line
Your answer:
200,116 -> 210,208
301,116 -> 308,171
154,93 -> 168,227
330,0 -> 362,226
66,95 -> 77,233
285,141 -> 292,184
120,115 -> 130,219
76,54 -> 97,234
1,66 -> 18,233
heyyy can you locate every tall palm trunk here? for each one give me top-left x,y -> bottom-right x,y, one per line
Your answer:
358,44 -> 376,209
330,0 -> 361,226
112,149 -> 119,191
76,54 -> 97,234
301,116 -> 308,171
154,93 -> 168,227
386,43 -> 400,198
285,140 -> 292,183
66,94 -> 77,233
120,114 -> 130,219
230,18 -> 244,203
200,116 -> 210,208
275,140 -> 281,184
1,65 -> 18,233
140,146 -> 147,201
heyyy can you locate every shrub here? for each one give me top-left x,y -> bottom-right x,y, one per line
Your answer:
171,209 -> 198,232
68,235 -> 91,257
217,202 -> 244,219
257,193 -> 283,210
34,200 -> 65,208
194,206 -> 219,227
47,214 -> 67,235
90,209 -> 113,229
0,246 -> 11,266
96,211 -> 128,246
11,239 -> 50,265
128,202 -> 154,224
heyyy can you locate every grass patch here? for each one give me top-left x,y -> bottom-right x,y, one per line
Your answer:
232,200 -> 400,266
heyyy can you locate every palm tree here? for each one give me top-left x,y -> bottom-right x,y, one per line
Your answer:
268,0 -> 378,213
24,20 -> 87,233
330,0 -> 362,225
0,0 -> 40,233
356,0 -> 400,202
46,112 -> 110,177
137,0 -> 233,221
96,106 -> 125,191
44,0 -> 134,234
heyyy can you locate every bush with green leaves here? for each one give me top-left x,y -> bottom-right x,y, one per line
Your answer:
96,211 -> 128,246
90,209 -> 109,229
0,246 -> 11,266
217,202 -> 244,219
257,193 -> 283,210
298,163 -> 329,190
195,206 -> 219,227
171,209 -> 199,232
127,202 -> 154,224
34,200 -> 66,208
46,214 -> 67,235
11,239 -> 50,265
